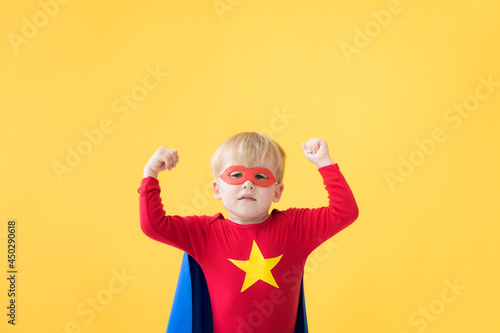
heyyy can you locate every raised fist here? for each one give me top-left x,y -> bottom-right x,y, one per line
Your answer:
143,146 -> 179,178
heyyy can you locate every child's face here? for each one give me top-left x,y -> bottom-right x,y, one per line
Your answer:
212,159 -> 284,224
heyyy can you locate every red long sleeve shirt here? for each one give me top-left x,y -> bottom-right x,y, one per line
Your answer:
138,163 -> 358,333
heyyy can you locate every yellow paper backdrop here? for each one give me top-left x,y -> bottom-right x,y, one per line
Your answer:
1,0 -> 499,332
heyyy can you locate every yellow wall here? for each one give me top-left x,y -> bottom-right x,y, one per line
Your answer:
1,1 -> 498,332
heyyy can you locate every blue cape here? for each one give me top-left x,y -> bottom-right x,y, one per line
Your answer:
166,252 -> 308,333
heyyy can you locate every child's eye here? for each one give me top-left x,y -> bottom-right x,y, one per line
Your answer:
229,172 -> 243,178
254,173 -> 268,180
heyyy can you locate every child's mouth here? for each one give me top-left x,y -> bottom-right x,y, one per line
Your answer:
239,194 -> 256,201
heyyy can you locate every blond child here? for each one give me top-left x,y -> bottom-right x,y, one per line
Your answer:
138,132 -> 358,332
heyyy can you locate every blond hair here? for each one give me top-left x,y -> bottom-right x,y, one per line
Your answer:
210,132 -> 286,183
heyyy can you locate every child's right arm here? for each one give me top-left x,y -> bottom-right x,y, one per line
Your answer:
138,147 -> 210,259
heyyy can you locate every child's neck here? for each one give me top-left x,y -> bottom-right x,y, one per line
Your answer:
227,213 -> 270,225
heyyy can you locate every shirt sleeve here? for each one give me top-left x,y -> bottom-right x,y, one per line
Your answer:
285,163 -> 359,255
137,176 -> 212,259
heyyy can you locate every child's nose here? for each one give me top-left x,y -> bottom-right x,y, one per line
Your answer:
242,179 -> 255,188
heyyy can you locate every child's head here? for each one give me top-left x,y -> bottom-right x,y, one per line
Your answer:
210,132 -> 286,224
210,132 -> 286,183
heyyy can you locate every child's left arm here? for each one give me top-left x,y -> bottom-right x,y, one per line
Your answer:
289,138 -> 359,253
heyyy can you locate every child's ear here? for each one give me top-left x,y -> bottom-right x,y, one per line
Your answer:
272,183 -> 285,203
212,179 -> 222,200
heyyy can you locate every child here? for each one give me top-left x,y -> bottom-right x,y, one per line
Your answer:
138,132 -> 359,333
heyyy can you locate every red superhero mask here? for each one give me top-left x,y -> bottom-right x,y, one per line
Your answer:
219,166 -> 278,187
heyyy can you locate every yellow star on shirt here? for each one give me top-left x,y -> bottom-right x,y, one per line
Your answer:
229,240 -> 283,292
